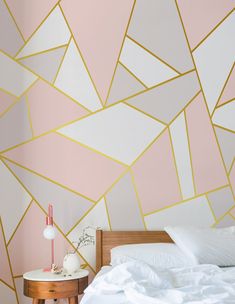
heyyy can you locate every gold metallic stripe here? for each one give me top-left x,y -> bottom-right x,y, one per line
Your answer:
192,9 -> 235,52
126,35 -> 181,75
104,0 -> 137,106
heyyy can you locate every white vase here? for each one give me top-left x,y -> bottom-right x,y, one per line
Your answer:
63,252 -> 80,274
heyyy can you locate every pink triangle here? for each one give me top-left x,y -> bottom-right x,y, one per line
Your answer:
5,0 -> 58,40
185,93 -> 228,194
0,90 -> 16,115
8,202 -> 83,275
0,220 -> 13,287
177,0 -> 234,49
132,129 -> 181,214
3,133 -> 126,201
60,0 -> 135,102
27,80 -> 89,136
218,65 -> 235,106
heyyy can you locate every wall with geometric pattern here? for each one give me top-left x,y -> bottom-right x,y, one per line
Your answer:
0,0 -> 235,303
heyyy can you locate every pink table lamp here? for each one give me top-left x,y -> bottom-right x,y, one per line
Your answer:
43,204 -> 56,271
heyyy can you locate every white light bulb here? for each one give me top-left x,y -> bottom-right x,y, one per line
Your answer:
43,225 -> 56,240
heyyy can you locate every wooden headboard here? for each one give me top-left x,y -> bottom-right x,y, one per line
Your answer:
96,230 -> 173,272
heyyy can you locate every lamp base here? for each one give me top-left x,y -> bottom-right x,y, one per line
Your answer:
43,267 -> 52,272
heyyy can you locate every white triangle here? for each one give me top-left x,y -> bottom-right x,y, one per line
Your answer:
0,161 -> 31,242
16,6 -> 70,59
120,37 -> 178,88
67,199 -> 110,269
193,12 -> 235,114
54,39 -> 102,111
58,103 -> 165,165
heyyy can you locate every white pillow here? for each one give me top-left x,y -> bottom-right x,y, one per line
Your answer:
165,226 -> 235,266
110,243 -> 197,269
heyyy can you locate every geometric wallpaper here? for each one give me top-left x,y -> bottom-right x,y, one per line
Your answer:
0,0 -> 235,303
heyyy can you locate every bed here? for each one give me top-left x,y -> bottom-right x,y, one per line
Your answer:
81,230 -> 235,304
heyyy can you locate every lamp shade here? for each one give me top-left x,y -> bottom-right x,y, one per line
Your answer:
43,225 -> 56,240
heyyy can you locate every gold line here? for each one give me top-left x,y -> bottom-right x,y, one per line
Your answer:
192,9 -> 235,52
175,0 -> 235,202
215,98 -> 235,110
25,95 -> 34,137
213,124 -> 235,135
129,91 -> 201,168
52,36 -> 72,84
121,78 -> 200,133
126,35 -> 181,75
103,196 -> 112,231
206,194 -> 217,221
212,205 -> 235,227
123,102 -> 167,125
0,98 -> 132,155
0,83 -> 198,157
0,217 -> 19,304
3,0 -> 25,43
119,61 -> 148,88
58,4 -> 103,108
118,68 -> 195,104
131,127 -> 167,167
14,3 -> 61,58
184,110 -> 197,195
97,168 -> 130,205
7,200 -> 33,247
0,98 -> 19,119
13,275 -> 23,279
66,203 -> 99,236
229,212 -> 235,220
0,159 -> 96,274
56,132 -> 128,167
1,49 -> 93,114
144,184 -> 229,217
33,200 -> 96,274
228,158 -> 235,175
0,279 -> 15,291
0,87 -> 18,98
168,127 -> 183,200
130,169 -> 147,230
16,43 -> 68,61
1,156 -> 97,204
104,0 -> 137,105
210,62 -> 235,117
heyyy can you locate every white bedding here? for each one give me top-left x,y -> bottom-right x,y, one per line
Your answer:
81,262 -> 235,304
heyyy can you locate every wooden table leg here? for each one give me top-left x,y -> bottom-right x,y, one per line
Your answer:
32,300 -> 45,304
68,296 -> 78,304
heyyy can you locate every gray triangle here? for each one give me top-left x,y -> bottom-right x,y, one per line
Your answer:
107,64 -> 145,105
0,96 -> 32,151
127,0 -> 194,73
126,71 -> 200,123
215,126 -> 235,171
19,46 -> 66,83
207,187 -> 235,219
0,0 -> 24,56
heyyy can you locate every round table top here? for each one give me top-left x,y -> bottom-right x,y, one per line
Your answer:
23,268 -> 89,282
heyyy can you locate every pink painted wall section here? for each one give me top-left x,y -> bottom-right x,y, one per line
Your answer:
176,0 -> 234,49
60,0 -> 135,102
3,133 -> 126,201
132,129 -> 181,214
0,1 -> 235,303
185,93 -> 228,194
27,80 -> 89,136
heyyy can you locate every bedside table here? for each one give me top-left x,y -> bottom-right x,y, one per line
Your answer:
23,269 -> 89,304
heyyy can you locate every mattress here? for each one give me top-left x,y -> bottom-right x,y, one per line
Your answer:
81,264 -> 235,304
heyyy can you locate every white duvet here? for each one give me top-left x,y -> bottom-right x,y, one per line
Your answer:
83,261 -> 235,304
